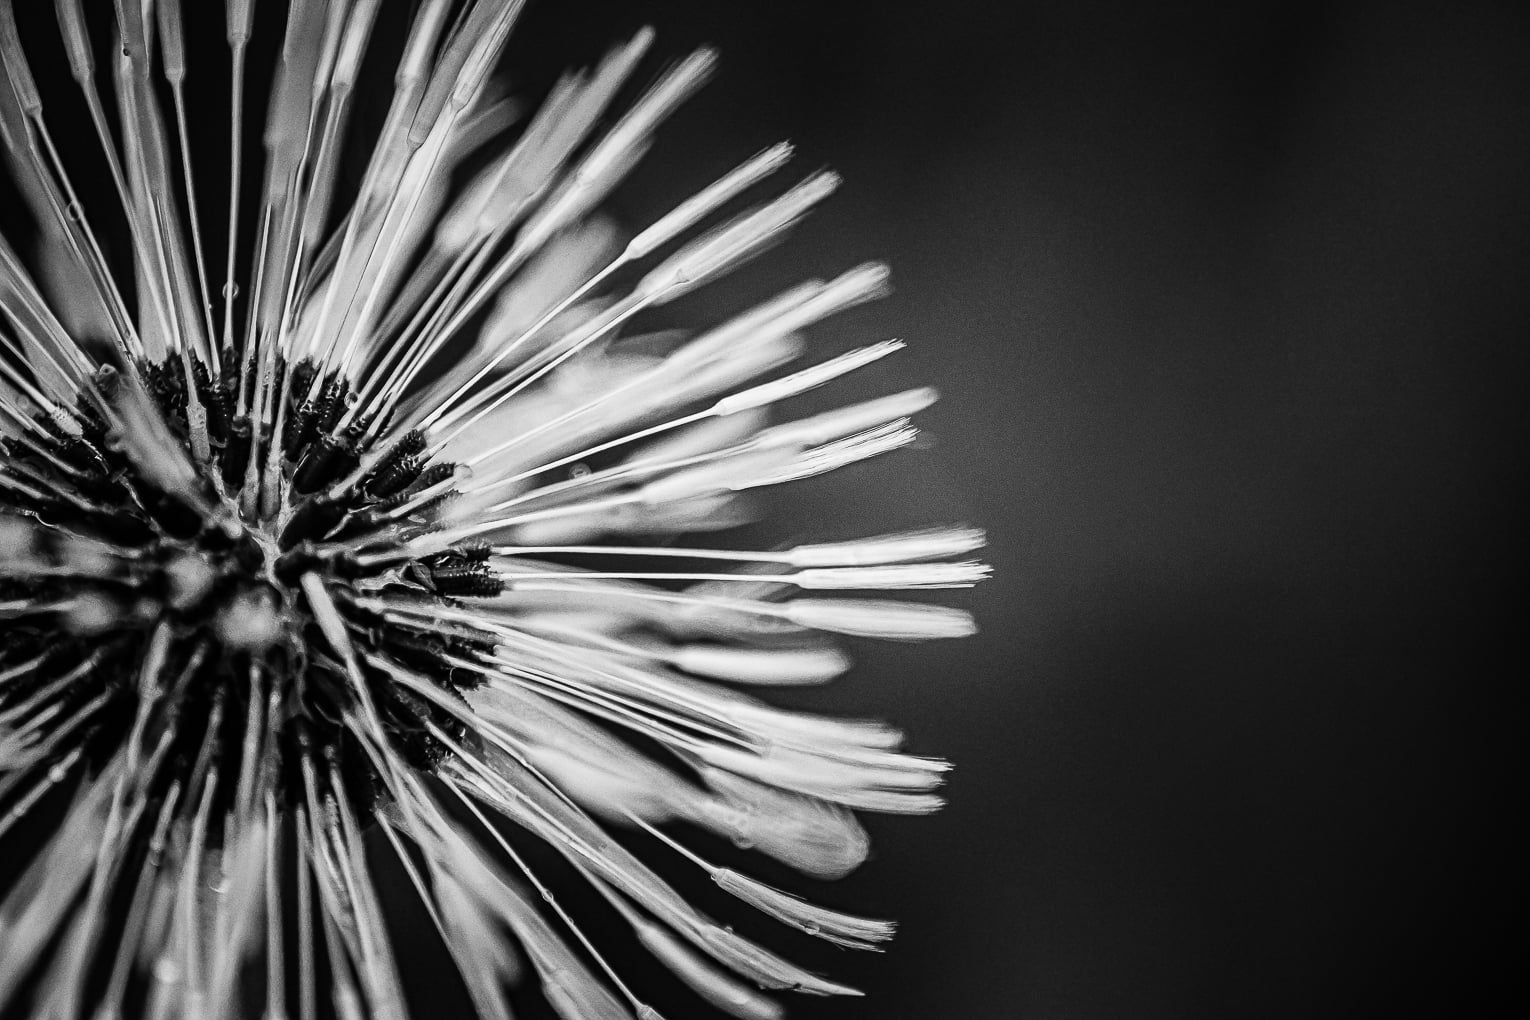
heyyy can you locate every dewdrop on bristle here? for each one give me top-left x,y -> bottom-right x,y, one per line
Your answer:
0,4 -> 986,1019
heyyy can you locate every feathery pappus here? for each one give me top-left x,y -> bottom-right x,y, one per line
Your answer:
0,1 -> 987,1017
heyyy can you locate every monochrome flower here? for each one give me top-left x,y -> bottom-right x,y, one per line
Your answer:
0,2 -> 986,1017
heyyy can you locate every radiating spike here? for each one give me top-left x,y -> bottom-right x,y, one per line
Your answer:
636,172 -> 842,306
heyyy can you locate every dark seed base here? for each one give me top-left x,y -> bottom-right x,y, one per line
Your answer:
1,355 -> 502,838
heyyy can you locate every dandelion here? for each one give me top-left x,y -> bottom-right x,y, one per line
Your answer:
0,2 -> 987,1018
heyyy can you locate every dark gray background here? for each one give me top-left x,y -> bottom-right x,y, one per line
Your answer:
540,2 -> 1524,1017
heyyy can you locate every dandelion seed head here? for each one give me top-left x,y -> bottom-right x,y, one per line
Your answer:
0,2 -> 986,1017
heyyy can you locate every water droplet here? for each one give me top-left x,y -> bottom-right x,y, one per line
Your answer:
222,282 -> 240,300
730,832 -> 755,850
65,202 -> 84,222
804,922 -> 821,936
48,760 -> 70,783
569,463 -> 591,480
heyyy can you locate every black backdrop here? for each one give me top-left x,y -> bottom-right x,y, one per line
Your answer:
3,2 -> 1526,1018
517,3 -> 1527,1017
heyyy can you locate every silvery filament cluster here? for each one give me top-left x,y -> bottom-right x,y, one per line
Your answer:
0,1 -> 986,1017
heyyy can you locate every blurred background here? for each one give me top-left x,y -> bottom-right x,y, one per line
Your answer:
5,1 -> 1526,1017
541,2 -> 1525,1017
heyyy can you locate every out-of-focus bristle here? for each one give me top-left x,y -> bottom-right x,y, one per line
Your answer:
0,1 -> 42,115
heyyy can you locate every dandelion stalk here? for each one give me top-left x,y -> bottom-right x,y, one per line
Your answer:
0,2 -> 986,1017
